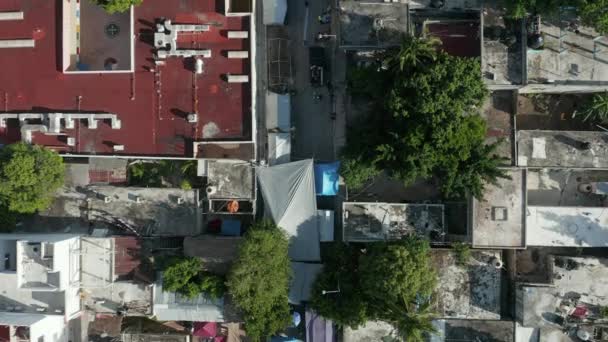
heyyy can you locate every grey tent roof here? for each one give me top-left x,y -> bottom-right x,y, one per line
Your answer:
257,159 -> 320,261
265,91 -> 290,130
263,0 -> 287,25
289,262 -> 323,304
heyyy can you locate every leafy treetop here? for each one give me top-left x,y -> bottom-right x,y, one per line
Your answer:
89,0 -> 143,14
504,0 -> 608,34
342,35 -> 508,199
310,237 -> 438,340
0,143 -> 64,214
227,220 -> 292,342
162,257 -> 226,299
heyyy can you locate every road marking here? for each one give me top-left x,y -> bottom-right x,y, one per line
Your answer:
303,6 -> 309,45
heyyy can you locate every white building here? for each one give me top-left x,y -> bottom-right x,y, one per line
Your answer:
0,234 -> 81,342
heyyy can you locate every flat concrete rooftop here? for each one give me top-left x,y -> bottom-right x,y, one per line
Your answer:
526,206 -> 608,247
519,256 -> 608,327
205,159 -> 254,199
32,185 -> 201,236
433,319 -> 514,342
527,15 -> 608,84
527,169 -> 608,207
342,202 -> 445,242
481,4 -> 523,85
339,1 -> 409,48
517,130 -> 608,168
471,169 -> 526,248
0,0 -> 253,157
432,250 -> 502,320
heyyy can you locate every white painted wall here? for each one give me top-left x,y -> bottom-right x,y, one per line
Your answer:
31,315 -> 68,342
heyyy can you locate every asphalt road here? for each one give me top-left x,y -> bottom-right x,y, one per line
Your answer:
286,0 -> 337,161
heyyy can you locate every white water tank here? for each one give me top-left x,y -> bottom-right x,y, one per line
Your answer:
206,186 -> 217,196
195,58 -> 204,74
490,257 -> 503,269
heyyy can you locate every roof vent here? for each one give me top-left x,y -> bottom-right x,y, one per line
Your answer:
187,113 -> 198,123
491,207 -> 508,221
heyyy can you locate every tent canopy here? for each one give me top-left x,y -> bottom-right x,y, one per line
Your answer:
314,162 -> 340,196
265,91 -> 290,130
257,159 -> 320,261
268,132 -> 291,166
263,0 -> 287,25
289,262 -> 323,304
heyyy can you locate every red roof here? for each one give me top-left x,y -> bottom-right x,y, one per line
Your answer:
114,236 -> 142,279
0,0 -> 252,156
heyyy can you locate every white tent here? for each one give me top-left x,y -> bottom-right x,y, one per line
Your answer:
257,159 -> 320,261
263,0 -> 287,25
266,91 -> 291,165
268,132 -> 291,165
265,91 -> 290,130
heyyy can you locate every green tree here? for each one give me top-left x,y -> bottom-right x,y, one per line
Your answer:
310,238 -> 438,340
0,143 -> 64,213
503,0 -> 608,34
452,242 -> 472,266
310,243 -> 368,327
385,35 -> 440,71
342,35 -> 507,199
576,91 -> 608,124
162,257 -> 226,299
579,0 -> 608,34
89,0 -> 143,13
359,239 -> 437,314
227,221 -> 292,341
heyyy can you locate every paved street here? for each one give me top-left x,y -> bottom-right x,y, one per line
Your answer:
286,0 -> 342,161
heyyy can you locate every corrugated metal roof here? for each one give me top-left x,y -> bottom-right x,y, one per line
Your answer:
153,274 -> 225,322
114,237 -> 142,280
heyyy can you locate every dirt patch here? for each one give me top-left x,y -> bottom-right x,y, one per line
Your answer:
516,93 -> 598,131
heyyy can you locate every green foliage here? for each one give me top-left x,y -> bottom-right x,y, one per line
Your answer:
162,257 -> 226,299
0,205 -> 17,232
452,242 -> 472,266
577,91 -> 608,124
0,143 -> 64,213
310,238 -> 438,339
340,155 -> 381,190
89,0 -> 143,13
227,220 -> 292,341
579,0 -> 608,34
129,160 -> 199,188
180,180 -> 192,190
503,0 -> 565,18
359,239 -> 437,318
503,0 -> 608,34
342,35 -> 508,199
310,243 -> 368,327
600,306 -> 608,318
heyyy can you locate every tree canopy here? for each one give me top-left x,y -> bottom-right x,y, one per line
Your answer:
310,238 -> 438,340
504,0 -> 608,34
89,0 -> 143,13
0,143 -> 64,214
162,257 -> 226,299
227,220 -> 292,342
343,35 -> 507,199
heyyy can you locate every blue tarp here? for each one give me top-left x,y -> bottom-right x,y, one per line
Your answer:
314,162 -> 340,196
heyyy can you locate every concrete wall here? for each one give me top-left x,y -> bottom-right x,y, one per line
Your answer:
0,240 -> 16,272
62,0 -> 72,72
